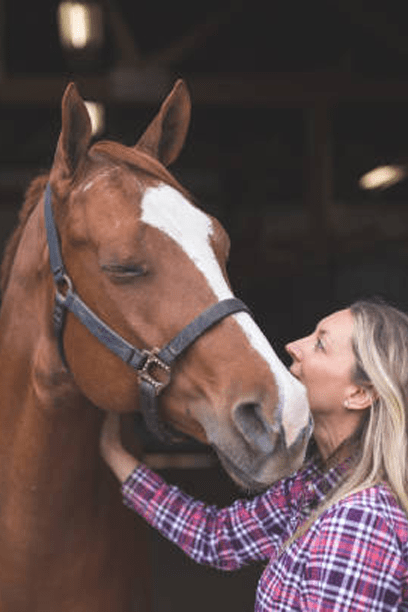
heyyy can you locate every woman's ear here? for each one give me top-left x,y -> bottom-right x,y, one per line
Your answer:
345,384 -> 378,411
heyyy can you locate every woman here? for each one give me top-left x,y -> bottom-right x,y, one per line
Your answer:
100,300 -> 408,611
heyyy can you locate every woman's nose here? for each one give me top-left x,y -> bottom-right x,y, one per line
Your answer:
285,340 -> 302,361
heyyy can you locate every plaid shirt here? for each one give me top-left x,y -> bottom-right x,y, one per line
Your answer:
122,460 -> 408,611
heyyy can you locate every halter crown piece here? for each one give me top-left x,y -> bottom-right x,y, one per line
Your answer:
44,182 -> 252,443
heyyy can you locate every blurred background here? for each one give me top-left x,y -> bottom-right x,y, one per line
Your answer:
2,0 -> 408,609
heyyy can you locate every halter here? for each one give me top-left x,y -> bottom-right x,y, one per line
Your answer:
44,182 -> 252,443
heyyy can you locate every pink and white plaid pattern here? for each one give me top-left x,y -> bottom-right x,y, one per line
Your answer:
122,459 -> 408,611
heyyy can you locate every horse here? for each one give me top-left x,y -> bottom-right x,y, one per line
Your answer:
0,79 -> 311,611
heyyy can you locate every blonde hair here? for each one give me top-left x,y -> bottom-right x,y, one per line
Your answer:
348,299 -> 408,510
285,299 -> 408,547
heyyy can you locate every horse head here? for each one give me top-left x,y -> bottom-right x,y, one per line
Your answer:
45,80 -> 311,490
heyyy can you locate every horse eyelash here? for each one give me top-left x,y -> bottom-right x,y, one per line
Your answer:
101,264 -> 148,278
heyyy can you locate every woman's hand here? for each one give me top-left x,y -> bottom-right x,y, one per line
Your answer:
100,411 -> 141,483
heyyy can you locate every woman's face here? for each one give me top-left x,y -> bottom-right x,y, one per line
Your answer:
285,309 -> 357,416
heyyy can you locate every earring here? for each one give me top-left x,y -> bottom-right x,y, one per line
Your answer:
344,399 -> 349,408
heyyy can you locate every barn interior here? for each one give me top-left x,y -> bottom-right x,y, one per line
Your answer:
1,0 -> 408,609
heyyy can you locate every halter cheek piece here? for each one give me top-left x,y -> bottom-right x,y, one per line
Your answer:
44,183 -> 252,443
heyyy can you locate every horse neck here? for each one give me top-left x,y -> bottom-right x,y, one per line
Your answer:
0,192 -> 103,510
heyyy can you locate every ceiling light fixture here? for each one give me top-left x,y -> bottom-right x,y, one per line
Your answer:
358,165 -> 407,190
84,101 -> 105,137
57,2 -> 103,51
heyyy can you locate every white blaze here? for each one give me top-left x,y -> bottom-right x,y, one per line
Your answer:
141,185 -> 310,446
142,184 -> 231,299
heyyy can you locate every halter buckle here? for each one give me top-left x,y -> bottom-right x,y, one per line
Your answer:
139,349 -> 171,395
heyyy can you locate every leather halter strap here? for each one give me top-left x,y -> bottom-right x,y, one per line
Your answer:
44,183 -> 251,443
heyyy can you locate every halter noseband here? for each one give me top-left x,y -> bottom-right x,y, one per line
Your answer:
44,182 -> 251,443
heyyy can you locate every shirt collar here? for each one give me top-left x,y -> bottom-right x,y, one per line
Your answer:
303,455 -> 353,503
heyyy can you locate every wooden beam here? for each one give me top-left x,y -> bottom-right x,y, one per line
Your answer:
0,75 -> 109,105
3,72 -> 408,106
146,2 -> 244,68
100,0 -> 141,67
187,72 -> 408,107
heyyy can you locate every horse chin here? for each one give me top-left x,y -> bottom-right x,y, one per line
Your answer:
214,441 -> 306,493
214,449 -> 269,492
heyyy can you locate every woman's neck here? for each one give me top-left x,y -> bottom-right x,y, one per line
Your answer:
312,411 -> 364,462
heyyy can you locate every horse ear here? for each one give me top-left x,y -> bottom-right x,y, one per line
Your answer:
135,79 -> 191,166
50,82 -> 92,185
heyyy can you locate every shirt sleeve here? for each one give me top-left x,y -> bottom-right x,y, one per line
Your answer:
299,503 -> 406,611
121,463 -> 296,571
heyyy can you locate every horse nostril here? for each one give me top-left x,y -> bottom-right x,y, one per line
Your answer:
233,402 -> 278,453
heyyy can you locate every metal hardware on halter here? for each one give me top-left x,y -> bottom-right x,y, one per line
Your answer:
56,274 -> 73,299
44,182 -> 252,443
139,349 -> 171,395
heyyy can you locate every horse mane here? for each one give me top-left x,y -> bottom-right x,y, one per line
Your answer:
0,174 -> 49,296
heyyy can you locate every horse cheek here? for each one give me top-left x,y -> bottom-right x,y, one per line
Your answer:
62,315 -> 139,412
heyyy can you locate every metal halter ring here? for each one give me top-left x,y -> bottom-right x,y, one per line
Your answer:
56,274 -> 73,301
138,348 -> 172,395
